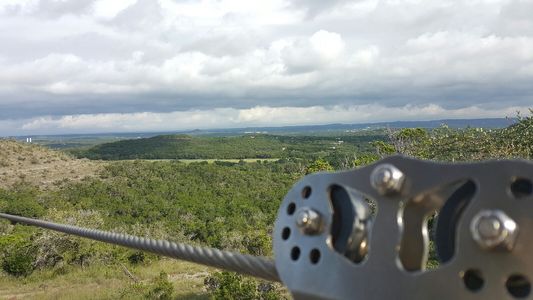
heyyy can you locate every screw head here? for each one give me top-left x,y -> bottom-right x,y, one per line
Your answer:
470,210 -> 518,251
370,164 -> 405,195
295,207 -> 322,235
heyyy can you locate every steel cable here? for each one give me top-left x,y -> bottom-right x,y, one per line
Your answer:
0,212 -> 280,282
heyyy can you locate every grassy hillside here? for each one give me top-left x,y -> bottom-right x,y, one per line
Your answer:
0,259 -> 211,299
0,140 -> 104,190
72,133 -> 385,161
0,159 -> 297,299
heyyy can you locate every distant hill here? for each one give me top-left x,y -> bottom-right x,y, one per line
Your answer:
63,117 -> 519,161
12,117 -> 516,150
73,134 -> 384,160
75,135 -> 285,160
193,118 -> 516,135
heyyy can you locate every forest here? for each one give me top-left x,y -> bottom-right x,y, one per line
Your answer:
0,111 -> 531,299
71,133 -> 384,162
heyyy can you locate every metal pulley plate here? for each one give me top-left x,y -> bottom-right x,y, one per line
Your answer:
273,156 -> 533,299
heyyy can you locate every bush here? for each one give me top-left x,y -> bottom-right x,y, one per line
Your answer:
0,230 -> 36,277
205,271 -> 285,299
127,251 -> 146,265
0,185 -> 44,218
145,272 -> 174,300
33,210 -> 109,269
242,231 -> 272,256
118,272 -> 174,300
2,245 -> 35,277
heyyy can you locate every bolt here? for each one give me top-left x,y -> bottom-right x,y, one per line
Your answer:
470,210 -> 518,251
370,164 -> 405,195
295,207 -> 322,235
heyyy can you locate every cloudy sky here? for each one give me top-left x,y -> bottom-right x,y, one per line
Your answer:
0,0 -> 532,135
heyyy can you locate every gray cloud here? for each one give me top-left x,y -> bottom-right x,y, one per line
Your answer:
35,0 -> 96,18
0,0 -> 532,134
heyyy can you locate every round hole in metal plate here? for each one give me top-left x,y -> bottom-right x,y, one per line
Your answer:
302,186 -> 312,199
291,247 -> 301,261
281,227 -> 291,241
510,178 -> 533,199
506,274 -> 531,298
309,249 -> 321,264
462,269 -> 484,292
287,203 -> 296,215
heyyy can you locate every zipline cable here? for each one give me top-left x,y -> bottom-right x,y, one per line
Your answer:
0,212 -> 280,282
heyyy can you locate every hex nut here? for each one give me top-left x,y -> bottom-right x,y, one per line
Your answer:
371,164 -> 405,195
470,210 -> 518,251
295,207 -> 323,235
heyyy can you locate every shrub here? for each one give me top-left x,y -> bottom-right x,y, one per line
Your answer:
0,185 -> 44,218
205,271 -> 286,299
127,251 -> 146,265
33,210 -> 110,269
242,231 -> 272,256
2,245 -> 35,277
145,272 -> 174,300
118,272 -> 174,299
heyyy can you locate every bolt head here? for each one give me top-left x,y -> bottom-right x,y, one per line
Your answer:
295,207 -> 322,235
371,164 -> 405,195
477,216 -> 502,239
470,210 -> 518,251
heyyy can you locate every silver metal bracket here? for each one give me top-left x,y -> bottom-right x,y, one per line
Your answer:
274,156 -> 533,299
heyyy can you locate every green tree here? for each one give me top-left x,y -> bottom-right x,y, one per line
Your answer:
305,158 -> 334,174
370,140 -> 396,157
353,153 -> 380,167
497,110 -> 533,158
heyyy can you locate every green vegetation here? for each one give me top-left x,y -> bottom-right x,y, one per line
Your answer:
305,158 -> 334,174
0,159 -> 299,298
204,271 -> 285,299
0,259 -> 211,299
381,111 -> 532,161
72,133 -> 385,163
0,111 -> 530,298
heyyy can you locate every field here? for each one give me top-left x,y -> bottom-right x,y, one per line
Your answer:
0,112 -> 531,299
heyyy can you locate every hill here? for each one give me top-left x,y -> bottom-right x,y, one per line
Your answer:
72,133 -> 385,161
0,139 -> 103,189
205,117 -> 516,135
8,118 -> 515,151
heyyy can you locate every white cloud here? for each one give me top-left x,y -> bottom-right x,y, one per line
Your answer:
0,0 -> 532,134
310,30 -> 345,61
93,0 -> 136,19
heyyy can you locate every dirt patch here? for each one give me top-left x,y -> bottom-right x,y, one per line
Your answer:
0,139 -> 106,190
